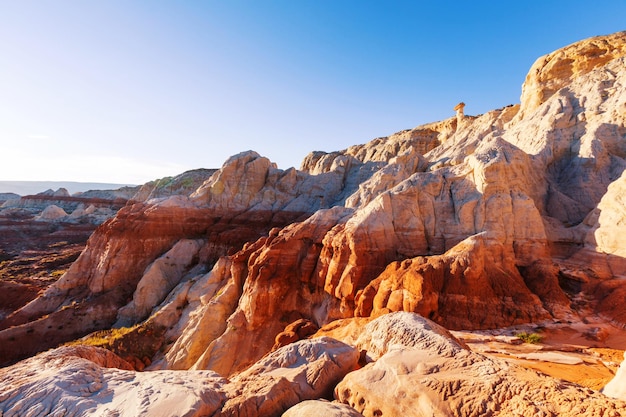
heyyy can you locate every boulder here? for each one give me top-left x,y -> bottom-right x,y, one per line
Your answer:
0,345 -> 227,417
603,351 -> 626,401
0,337 -> 359,417
36,204 -> 68,220
282,400 -> 364,417
221,337 -> 359,417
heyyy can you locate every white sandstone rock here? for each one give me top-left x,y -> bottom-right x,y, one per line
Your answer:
335,312 -> 626,416
282,399 -> 364,417
603,351 -> 626,400
36,204 -> 68,220
115,239 -> 204,327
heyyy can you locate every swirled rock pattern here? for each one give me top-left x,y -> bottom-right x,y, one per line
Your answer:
2,31 -> 626,416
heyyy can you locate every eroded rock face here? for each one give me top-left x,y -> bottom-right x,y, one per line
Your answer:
3,30 -> 626,416
518,30 -> 626,118
0,338 -> 358,417
116,238 -> 204,327
66,31 -> 626,378
179,207 -> 353,376
335,313 -> 626,417
36,204 -> 68,220
220,337 -> 359,417
0,194 -> 309,365
354,235 -> 557,330
603,351 -> 626,401
131,168 -> 217,202
282,400 -> 364,417
0,345 -> 228,417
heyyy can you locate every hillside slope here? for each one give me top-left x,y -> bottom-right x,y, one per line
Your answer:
1,31 -> 626,416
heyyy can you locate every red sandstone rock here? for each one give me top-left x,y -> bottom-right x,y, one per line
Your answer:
2,30 -> 626,416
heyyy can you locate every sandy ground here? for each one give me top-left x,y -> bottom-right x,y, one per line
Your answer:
452,315 -> 626,390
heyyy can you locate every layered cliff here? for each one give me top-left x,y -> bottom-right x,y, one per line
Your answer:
2,31 -> 626,416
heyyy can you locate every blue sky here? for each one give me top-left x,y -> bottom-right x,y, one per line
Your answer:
1,1 -> 625,184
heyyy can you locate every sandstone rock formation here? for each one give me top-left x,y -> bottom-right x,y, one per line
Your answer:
115,238 -> 205,327
272,318 -> 319,351
518,31 -> 626,118
132,168 -> 216,202
0,192 -> 20,204
334,313 -> 626,417
219,337 -> 358,416
2,30 -> 626,416
2,313 -> 624,417
35,204 -> 68,221
603,351 -> 626,401
283,400 -> 364,417
0,337 -> 359,417
0,345 -> 228,416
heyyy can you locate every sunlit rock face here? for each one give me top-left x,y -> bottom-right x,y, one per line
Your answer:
2,30 -> 626,417
2,314 -> 624,417
0,195 -> 309,365
148,29 -> 625,378
604,351 -> 626,401
334,313 -> 626,417
518,31 -> 626,118
0,338 -> 358,417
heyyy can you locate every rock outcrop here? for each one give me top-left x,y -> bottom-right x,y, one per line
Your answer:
115,238 -> 205,327
131,168 -> 216,202
0,338 -> 359,417
2,314 -> 624,417
219,337 -> 358,416
0,345 -> 228,417
0,193 -> 308,365
2,30 -> 626,416
35,204 -> 68,221
282,400 -> 364,417
334,313 -> 626,417
354,234 -> 555,329
519,31 -> 626,118
603,351 -> 626,401
0,192 -> 20,204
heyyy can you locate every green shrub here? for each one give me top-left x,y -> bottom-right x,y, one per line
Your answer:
50,270 -> 67,278
516,332 -> 542,344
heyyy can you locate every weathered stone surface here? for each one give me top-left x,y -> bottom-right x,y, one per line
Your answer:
583,169 -> 626,274
35,204 -> 68,220
0,193 -> 306,365
0,337 -> 358,417
221,337 -> 359,417
141,33 -> 626,383
3,30 -> 626,417
0,345 -> 228,417
2,192 -> 129,216
182,207 -> 352,376
354,235 -> 556,330
353,312 -> 468,360
335,313 -> 626,416
116,238 -> 204,327
0,192 -> 20,204
132,168 -> 217,202
518,30 -> 626,118
282,400 -> 364,417
192,150 -> 379,213
272,318 -> 319,351
153,256 -> 245,371
603,351 -> 626,401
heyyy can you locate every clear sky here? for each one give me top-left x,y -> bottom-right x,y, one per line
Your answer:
1,1 -> 625,184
